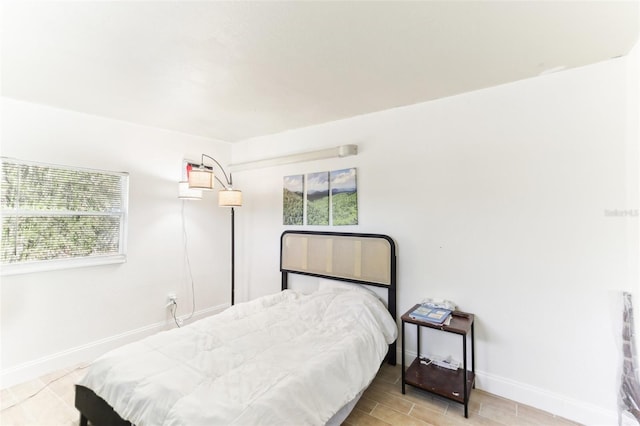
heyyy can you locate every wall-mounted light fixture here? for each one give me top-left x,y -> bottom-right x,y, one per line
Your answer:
180,155 -> 242,306
229,144 -> 358,172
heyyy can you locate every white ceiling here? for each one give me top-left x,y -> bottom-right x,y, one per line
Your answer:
1,1 -> 638,142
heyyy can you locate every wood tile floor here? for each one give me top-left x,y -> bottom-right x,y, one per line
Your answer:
0,363 -> 581,425
344,364 -> 581,426
1,364 -> 88,426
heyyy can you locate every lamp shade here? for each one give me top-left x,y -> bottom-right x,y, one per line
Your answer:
189,168 -> 214,190
219,189 -> 242,207
178,181 -> 203,200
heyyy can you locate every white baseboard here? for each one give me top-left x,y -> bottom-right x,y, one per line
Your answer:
398,348 -> 617,426
476,370 -> 617,426
0,304 -> 227,389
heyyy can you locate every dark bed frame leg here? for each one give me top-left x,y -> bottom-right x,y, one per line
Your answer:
388,341 -> 397,365
75,385 -> 132,426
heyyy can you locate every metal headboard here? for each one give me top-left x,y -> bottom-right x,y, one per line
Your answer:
280,230 -> 397,365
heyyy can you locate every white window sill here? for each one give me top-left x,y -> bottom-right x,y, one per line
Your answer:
1,255 -> 127,276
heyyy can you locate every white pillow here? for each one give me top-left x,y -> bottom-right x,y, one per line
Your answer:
317,278 -> 375,296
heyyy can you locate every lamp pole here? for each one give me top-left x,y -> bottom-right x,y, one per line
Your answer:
231,206 -> 235,306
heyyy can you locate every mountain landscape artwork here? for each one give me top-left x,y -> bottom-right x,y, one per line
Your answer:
283,174 -> 303,225
282,168 -> 357,226
330,168 -> 358,225
306,171 -> 329,225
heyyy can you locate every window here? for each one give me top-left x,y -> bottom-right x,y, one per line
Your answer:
1,157 -> 129,275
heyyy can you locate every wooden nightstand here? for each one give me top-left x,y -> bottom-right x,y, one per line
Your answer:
401,305 -> 475,418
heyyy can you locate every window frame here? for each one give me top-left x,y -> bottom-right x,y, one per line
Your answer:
1,157 -> 129,276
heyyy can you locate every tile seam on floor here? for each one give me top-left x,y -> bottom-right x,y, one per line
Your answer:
408,401 -> 416,416
50,381 -> 76,415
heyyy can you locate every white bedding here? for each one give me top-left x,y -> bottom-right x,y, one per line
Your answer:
78,287 -> 397,426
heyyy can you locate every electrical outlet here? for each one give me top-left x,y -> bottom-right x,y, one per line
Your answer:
167,292 -> 177,305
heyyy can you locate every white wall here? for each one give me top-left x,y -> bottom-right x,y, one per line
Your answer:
231,50 -> 639,424
0,47 -> 636,426
0,98 -> 232,387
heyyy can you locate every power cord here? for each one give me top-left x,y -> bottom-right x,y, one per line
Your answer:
181,201 -> 196,321
170,299 -> 181,328
170,201 -> 197,329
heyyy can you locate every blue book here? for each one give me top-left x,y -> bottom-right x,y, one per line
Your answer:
409,305 -> 452,324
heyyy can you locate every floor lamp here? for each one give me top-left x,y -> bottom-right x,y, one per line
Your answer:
187,154 -> 242,306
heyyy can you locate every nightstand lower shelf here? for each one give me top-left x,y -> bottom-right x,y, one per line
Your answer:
404,357 -> 475,404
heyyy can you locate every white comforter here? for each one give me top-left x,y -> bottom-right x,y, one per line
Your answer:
78,288 -> 397,426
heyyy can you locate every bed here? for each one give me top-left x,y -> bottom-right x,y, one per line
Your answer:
75,230 -> 397,425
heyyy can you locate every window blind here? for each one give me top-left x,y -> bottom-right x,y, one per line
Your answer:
1,158 -> 129,271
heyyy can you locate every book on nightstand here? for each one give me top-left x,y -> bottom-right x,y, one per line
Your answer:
409,305 -> 452,325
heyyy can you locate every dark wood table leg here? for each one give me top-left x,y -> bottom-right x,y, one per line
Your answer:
401,320 -> 406,394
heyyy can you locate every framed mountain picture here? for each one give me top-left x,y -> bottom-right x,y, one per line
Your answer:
283,175 -> 304,225
330,168 -> 357,226
306,172 -> 329,225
